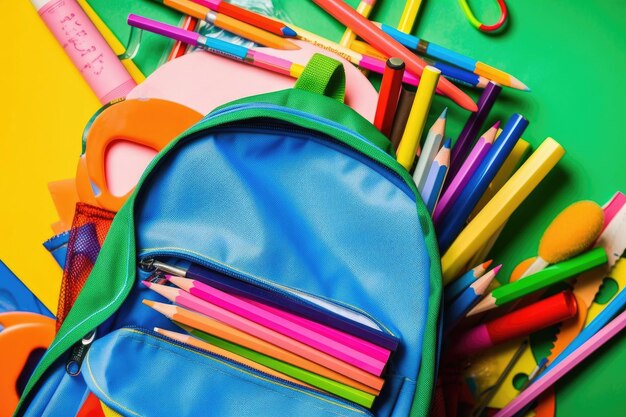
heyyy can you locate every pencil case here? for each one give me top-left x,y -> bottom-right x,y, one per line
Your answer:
16,54 -> 442,417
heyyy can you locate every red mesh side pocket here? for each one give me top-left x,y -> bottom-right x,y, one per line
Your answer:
56,203 -> 115,331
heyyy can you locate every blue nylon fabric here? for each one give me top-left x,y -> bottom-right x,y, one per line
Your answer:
83,329 -> 370,417
132,126 -> 431,415
22,363 -> 88,417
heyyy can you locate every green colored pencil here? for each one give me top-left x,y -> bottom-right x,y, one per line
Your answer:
468,247 -> 608,315
174,322 -> 376,408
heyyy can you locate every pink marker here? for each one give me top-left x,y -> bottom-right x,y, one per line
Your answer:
148,279 -> 387,376
433,121 -> 499,225
31,0 -> 135,103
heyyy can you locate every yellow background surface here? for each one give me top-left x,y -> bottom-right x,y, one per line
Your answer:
1,1 -> 102,313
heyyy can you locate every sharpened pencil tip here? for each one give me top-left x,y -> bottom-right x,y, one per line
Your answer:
142,299 -> 155,308
141,280 -> 152,288
492,264 -> 503,274
282,26 -> 297,37
483,259 -> 494,269
440,107 -> 448,119
443,138 -> 452,148
493,120 -> 501,129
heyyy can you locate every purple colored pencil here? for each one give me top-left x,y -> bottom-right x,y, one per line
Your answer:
447,82 -> 502,180
433,122 -> 500,225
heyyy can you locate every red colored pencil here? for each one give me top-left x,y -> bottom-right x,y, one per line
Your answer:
191,0 -> 297,37
311,0 -> 478,112
374,58 -> 405,137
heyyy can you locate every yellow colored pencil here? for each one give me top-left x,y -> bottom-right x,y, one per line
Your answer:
442,138 -> 565,284
77,0 -> 145,83
350,39 -> 387,60
397,0 -> 423,33
396,65 -> 440,170
340,0 -> 377,47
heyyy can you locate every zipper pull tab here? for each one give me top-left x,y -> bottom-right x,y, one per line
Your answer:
139,258 -> 188,277
66,329 -> 96,376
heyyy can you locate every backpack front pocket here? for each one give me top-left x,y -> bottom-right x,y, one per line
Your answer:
82,328 -> 374,417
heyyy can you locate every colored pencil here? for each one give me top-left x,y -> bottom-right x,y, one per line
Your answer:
442,138 -> 565,283
158,327 -> 377,407
449,291 -> 577,358
351,40 -> 490,89
150,0 -> 299,50
412,108 -> 447,191
543,259 -> 626,374
495,307 -> 626,417
311,0 -> 478,111
340,0 -> 377,47
434,122 -> 499,225
374,58 -> 406,137
143,300 -> 385,390
444,260 -> 493,302
420,139 -> 451,214
164,276 -> 391,363
397,0 -> 423,33
167,276 -> 391,362
389,86 -> 416,151
374,22 -> 529,90
443,265 -> 501,333
437,113 -> 528,252
448,82 -> 502,178
127,15 -> 304,78
143,282 -> 386,376
190,0 -> 297,37
163,261 -> 400,351
154,327 -> 310,387
396,66 -> 441,170
467,248 -> 608,315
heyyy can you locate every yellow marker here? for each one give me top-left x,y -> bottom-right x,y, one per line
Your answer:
350,39 -> 387,60
465,139 -> 531,268
442,138 -> 565,284
397,0 -> 423,33
339,0 -> 377,47
77,0 -> 146,83
396,66 -> 440,171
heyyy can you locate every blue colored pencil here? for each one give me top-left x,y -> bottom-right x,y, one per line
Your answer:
430,61 -> 489,89
373,22 -> 529,91
437,114 -> 528,252
444,260 -> 493,303
444,265 -> 501,334
420,139 -> 451,214
540,260 -> 626,376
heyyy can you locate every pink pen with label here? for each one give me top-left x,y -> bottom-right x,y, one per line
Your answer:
31,0 -> 136,103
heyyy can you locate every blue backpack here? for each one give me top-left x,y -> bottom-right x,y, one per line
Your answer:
17,55 -> 442,417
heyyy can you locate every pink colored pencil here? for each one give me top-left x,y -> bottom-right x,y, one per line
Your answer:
432,122 -> 499,225
244,298 -> 391,362
146,280 -> 386,376
167,275 -> 390,362
495,307 -> 626,417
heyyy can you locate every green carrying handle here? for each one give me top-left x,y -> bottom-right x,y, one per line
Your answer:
294,53 -> 346,103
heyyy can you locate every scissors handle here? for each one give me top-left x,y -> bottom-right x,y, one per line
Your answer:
458,0 -> 508,32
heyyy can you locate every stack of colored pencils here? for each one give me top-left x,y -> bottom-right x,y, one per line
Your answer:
142,275 -> 398,408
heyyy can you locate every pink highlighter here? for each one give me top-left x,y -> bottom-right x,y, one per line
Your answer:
31,0 -> 136,103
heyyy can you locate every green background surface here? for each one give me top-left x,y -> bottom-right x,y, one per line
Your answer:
276,0 -> 626,415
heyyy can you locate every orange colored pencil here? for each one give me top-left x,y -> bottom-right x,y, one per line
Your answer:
154,327 -> 312,387
155,0 -> 300,50
191,0 -> 297,37
143,300 -> 384,392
